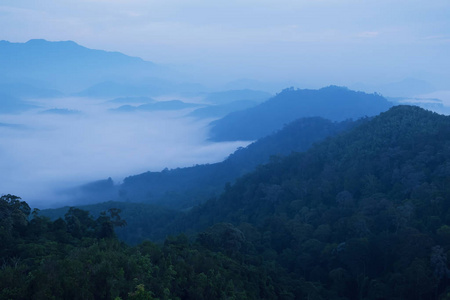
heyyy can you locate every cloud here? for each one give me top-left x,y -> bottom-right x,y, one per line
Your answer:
0,97 -> 249,207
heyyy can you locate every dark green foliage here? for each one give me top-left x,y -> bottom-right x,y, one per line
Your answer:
7,105 -> 450,299
125,105 -> 450,299
41,201 -> 181,244
0,196 -> 291,299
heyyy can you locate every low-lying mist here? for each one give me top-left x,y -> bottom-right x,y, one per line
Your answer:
0,97 -> 249,208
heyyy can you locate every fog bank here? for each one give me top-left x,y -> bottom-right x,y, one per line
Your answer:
0,97 -> 249,208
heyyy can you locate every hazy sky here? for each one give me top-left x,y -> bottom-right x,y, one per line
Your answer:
1,0 -> 449,88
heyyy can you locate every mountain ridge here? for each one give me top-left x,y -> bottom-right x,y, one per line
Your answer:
60,116 -> 358,209
209,85 -> 393,141
0,39 -> 169,93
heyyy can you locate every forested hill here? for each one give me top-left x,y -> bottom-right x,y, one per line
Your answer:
114,117 -> 357,209
188,105 -> 450,225
6,106 -> 450,299
209,85 -> 392,141
162,105 -> 450,299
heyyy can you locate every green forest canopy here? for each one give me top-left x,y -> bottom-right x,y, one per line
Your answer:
4,106 -> 450,299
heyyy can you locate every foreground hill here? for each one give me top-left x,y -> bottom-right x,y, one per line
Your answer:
13,105 -> 450,299
188,105 -> 450,225
1,195 -> 290,299
209,86 -> 392,141
39,201 -> 181,244
167,105 -> 450,299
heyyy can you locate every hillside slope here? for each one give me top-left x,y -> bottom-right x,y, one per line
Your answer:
117,117 -> 357,209
65,116 -> 355,209
170,105 -> 450,299
38,106 -> 450,299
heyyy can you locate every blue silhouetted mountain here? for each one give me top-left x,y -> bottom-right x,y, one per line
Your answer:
209,86 -> 393,141
0,93 -> 38,114
0,39 -> 170,93
111,100 -> 203,112
203,89 -> 271,105
187,100 -> 259,119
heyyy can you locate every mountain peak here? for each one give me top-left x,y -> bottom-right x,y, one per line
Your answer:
209,86 -> 393,141
26,38 -> 49,44
0,39 -> 162,93
24,39 -> 83,50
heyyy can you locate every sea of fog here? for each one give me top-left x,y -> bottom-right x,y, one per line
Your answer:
0,97 -> 250,208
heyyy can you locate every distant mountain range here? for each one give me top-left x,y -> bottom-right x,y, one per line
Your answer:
208,86 -> 393,141
0,39 -> 179,94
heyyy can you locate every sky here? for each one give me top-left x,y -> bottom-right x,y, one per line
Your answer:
0,0 -> 449,89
